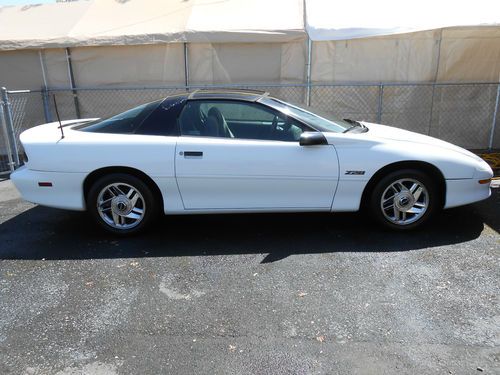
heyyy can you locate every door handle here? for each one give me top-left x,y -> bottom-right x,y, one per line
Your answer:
183,151 -> 203,157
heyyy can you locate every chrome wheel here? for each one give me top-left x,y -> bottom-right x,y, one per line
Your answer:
96,183 -> 146,230
380,178 -> 428,226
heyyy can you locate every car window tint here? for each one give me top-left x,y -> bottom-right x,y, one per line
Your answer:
199,102 -> 275,122
136,96 -> 185,136
261,97 -> 352,133
179,100 -> 310,142
76,100 -> 161,134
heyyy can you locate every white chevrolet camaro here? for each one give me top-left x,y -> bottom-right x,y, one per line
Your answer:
11,90 -> 493,234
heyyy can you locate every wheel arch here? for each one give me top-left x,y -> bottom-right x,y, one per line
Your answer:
360,161 -> 446,210
83,166 -> 164,212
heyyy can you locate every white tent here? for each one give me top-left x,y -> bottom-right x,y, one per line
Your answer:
0,0 -> 305,49
0,0 -> 306,89
1,0 -> 500,89
306,0 -> 500,41
306,0 -> 500,83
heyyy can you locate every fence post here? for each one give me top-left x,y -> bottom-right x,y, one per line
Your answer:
65,48 -> 81,119
183,42 -> 190,91
489,82 -> 500,150
305,37 -> 312,106
427,83 -> 437,136
1,87 -> 20,168
0,99 -> 15,172
41,86 -> 52,123
377,84 -> 384,123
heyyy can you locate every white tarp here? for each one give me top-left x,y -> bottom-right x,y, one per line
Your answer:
310,26 -> 500,83
0,2 -> 92,50
2,0 -> 500,49
1,0 -> 500,89
306,0 -> 500,41
0,0 -> 305,50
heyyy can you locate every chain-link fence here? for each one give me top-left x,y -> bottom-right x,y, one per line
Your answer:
1,82 -> 500,174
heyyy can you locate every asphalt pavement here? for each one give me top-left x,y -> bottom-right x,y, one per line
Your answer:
0,179 -> 498,375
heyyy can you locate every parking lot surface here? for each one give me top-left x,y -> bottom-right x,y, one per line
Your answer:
0,179 -> 499,375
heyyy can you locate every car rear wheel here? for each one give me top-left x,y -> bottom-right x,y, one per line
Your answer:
87,173 -> 158,235
369,169 -> 439,230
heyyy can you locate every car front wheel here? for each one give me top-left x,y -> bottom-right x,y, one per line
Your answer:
87,173 -> 158,235
370,169 -> 439,230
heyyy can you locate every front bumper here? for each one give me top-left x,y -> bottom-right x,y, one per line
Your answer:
444,167 -> 493,209
10,166 -> 86,211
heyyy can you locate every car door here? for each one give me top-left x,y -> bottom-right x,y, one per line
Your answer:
175,99 -> 339,211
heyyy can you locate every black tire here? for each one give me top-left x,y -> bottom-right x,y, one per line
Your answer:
87,173 -> 159,235
369,169 -> 440,231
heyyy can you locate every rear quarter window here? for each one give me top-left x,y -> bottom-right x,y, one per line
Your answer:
75,100 -> 161,134
136,96 -> 185,136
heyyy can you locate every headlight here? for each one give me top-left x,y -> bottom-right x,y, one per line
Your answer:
476,158 -> 493,173
474,159 -> 493,180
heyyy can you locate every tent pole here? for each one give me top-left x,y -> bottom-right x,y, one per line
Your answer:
184,43 -> 190,90
306,37 -> 312,106
1,87 -> 20,168
39,50 -> 52,123
428,29 -> 443,136
0,93 -> 15,172
489,81 -> 500,150
304,0 -> 312,106
38,50 -> 48,89
65,47 -> 81,119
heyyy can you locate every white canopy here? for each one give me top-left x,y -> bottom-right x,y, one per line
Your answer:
2,0 -> 500,50
0,0 -> 305,50
0,0 -> 499,90
306,0 -> 500,41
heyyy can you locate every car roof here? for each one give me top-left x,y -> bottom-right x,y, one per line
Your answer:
166,89 -> 269,102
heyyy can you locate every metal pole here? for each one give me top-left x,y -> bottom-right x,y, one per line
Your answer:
428,31 -> 443,137
0,102 -> 15,172
306,37 -> 312,106
41,86 -> 52,123
1,87 -> 20,168
489,82 -> 500,150
428,83 -> 437,136
377,84 -> 384,123
183,42 -> 190,90
38,50 -> 49,89
65,47 -> 81,119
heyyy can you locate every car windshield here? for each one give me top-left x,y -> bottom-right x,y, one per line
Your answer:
261,98 -> 353,133
74,100 -> 162,134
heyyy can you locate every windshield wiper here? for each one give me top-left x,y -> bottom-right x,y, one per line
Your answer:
343,118 -> 364,133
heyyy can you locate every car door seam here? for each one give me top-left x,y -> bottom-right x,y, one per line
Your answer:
330,144 -> 341,212
173,139 -> 187,210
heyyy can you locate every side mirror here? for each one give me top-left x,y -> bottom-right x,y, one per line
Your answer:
299,132 -> 328,146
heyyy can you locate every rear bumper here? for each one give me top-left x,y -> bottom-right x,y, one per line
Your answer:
10,166 -> 86,211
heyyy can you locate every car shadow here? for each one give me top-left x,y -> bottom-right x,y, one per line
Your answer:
1,189 -> 498,263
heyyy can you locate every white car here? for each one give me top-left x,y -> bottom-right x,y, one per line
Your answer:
11,90 -> 493,234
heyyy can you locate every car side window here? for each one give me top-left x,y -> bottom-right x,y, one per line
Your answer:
76,100 -> 161,134
136,96 -> 185,136
178,100 -> 309,142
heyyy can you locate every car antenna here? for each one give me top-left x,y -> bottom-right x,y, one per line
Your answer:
53,95 -> 64,139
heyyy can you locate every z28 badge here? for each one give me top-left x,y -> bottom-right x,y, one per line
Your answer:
345,170 -> 365,175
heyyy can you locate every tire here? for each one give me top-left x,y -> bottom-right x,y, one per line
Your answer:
87,173 -> 159,235
369,169 -> 439,230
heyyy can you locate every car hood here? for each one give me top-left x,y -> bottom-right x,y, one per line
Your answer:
359,122 -> 483,162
